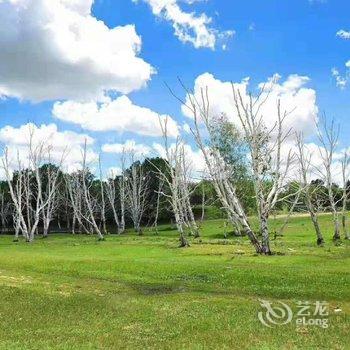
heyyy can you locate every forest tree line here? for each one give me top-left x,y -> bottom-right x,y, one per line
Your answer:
1,82 -> 350,254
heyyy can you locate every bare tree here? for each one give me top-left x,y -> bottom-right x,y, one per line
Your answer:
200,182 -> 206,222
105,171 -> 123,234
150,117 -> 191,247
13,211 -> 21,241
41,156 -> 65,238
174,84 -> 262,253
152,178 -> 164,235
64,141 -> 104,240
232,86 -> 298,254
274,184 -> 303,238
80,140 -> 104,240
65,171 -> 90,235
27,131 -> 48,240
105,153 -> 126,235
178,146 -> 200,237
124,152 -> 149,235
2,151 -> 28,240
119,154 -> 126,233
296,133 -> 325,245
1,128 -> 65,242
98,155 -> 107,235
170,78 -> 303,254
317,118 -> 341,241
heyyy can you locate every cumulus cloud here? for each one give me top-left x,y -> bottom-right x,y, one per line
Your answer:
182,72 -> 319,136
52,95 -> 179,138
0,0 -> 154,102
336,29 -> 350,40
134,0 -> 234,49
102,140 -> 151,157
0,123 -> 97,174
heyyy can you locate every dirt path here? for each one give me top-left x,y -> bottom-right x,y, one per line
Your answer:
271,212 -> 332,220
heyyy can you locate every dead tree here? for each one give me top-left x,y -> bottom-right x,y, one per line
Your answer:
178,146 -> 200,237
2,150 -> 28,240
295,135 -> 325,246
27,131 -> 48,240
105,172 -> 124,234
317,119 -> 341,241
152,178 -> 164,235
200,182 -> 206,222
119,154 -> 126,233
41,157 -> 64,238
151,117 -> 191,247
105,155 -> 126,234
65,172 -> 90,234
275,191 -> 302,238
13,211 -> 21,241
81,140 -> 104,240
98,155 -> 107,235
232,86 -> 298,254
65,140 -> 104,239
124,152 -> 149,235
174,84 -> 262,253
1,128 -> 64,242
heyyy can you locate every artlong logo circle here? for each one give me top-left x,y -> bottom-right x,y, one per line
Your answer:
258,299 -> 293,327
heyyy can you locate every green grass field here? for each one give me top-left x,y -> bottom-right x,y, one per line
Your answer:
0,215 -> 349,349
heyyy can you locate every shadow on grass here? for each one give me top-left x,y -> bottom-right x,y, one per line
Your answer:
129,283 -> 185,295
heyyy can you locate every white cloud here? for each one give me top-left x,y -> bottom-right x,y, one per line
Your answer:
331,68 -> 347,89
0,0 -> 154,102
336,29 -> 350,40
102,140 -> 151,157
182,72 -> 319,136
52,95 -> 179,138
333,30 -> 350,89
0,123 -> 97,174
134,0 -> 234,49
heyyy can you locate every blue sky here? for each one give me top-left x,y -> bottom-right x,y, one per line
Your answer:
0,0 -> 349,173
103,0 -> 350,122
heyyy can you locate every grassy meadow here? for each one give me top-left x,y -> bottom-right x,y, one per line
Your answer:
0,214 -> 349,349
